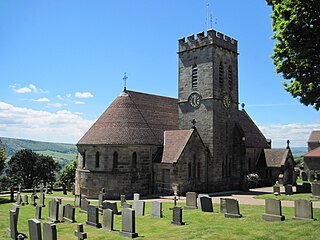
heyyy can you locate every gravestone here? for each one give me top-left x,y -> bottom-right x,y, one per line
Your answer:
23,195 -> 29,205
120,195 -> 126,207
262,198 -> 285,221
63,204 -> 76,222
67,182 -> 71,192
35,206 -> 42,220
284,185 -> 293,195
28,219 -> 42,240
224,198 -> 242,218
62,184 -> 67,195
16,192 -> 22,205
39,186 -> 44,194
102,209 -> 114,231
58,204 -> 65,222
102,201 -> 121,215
86,204 -> 102,228
123,201 -> 132,209
199,196 -> 213,212
197,194 -> 210,209
185,192 -> 197,209
10,186 -> 14,202
74,194 -> 82,208
98,188 -> 107,208
312,183 -> 320,198
48,200 -> 59,223
296,183 -> 311,193
7,210 -> 19,240
74,224 -> 87,240
171,206 -> 185,225
301,171 -> 308,181
43,222 -> 57,240
151,201 -> 162,218
135,200 -> 145,216
278,174 -> 284,185
11,203 -> 20,217
38,193 -> 45,207
133,193 -> 140,209
292,199 -> 315,220
80,198 -> 90,213
120,208 -> 138,238
273,185 -> 280,195
56,198 -> 62,204
220,198 -> 227,214
31,187 -> 38,199
31,194 -> 38,206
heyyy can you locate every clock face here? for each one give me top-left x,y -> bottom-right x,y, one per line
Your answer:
223,95 -> 231,108
188,92 -> 201,108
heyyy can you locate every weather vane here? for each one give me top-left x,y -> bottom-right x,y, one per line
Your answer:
206,2 -> 217,30
123,72 -> 128,91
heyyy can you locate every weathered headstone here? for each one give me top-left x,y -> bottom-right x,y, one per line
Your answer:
38,193 -> 45,207
151,201 -> 162,218
74,224 -> 87,240
16,192 -> 22,205
62,184 -> 67,195
80,198 -> 90,213
102,200 -> 121,215
171,206 -> 185,225
58,204 -> 65,222
123,201 -> 132,209
31,194 -> 38,206
273,185 -> 280,195
63,204 -> 76,222
224,198 -> 242,218
301,171 -> 308,181
120,208 -> 138,238
135,200 -> 145,216
7,210 -> 18,239
199,196 -> 213,212
98,188 -> 107,208
120,195 -> 126,207
185,192 -> 197,209
48,200 -> 59,223
262,198 -> 285,221
133,193 -> 140,209
74,194 -> 82,208
43,222 -> 57,240
220,198 -> 227,214
292,199 -> 315,220
28,219 -> 42,240
284,185 -> 293,195
86,204 -> 102,228
102,209 -> 114,231
312,183 -> 320,198
197,194 -> 210,209
296,183 -> 312,193
23,195 -> 29,205
35,206 -> 42,220
10,186 -> 15,202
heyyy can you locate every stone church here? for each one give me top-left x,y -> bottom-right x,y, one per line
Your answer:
75,29 -> 295,198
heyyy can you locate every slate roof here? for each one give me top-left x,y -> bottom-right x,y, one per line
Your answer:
304,146 -> 320,157
77,90 -> 178,145
264,149 -> 289,167
308,130 -> 320,143
237,110 -> 270,148
161,129 -> 194,164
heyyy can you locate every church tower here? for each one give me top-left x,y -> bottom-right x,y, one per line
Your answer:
178,29 -> 244,190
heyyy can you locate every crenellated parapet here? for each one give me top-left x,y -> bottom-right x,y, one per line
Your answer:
178,29 -> 238,53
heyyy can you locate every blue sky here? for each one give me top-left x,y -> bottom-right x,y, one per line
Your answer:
0,0 -> 318,147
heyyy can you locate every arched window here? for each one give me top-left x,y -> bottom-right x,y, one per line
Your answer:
132,152 -> 137,169
193,155 -> 196,179
197,162 -> 201,179
188,162 -> 192,179
95,151 -> 100,168
228,65 -> 233,90
219,62 -> 224,87
192,64 -> 198,89
113,151 -> 118,169
82,150 -> 86,168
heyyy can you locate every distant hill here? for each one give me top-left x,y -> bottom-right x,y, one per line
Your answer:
0,137 -> 77,167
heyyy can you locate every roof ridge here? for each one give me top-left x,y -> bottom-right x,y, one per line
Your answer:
127,90 -> 178,101
303,146 -> 320,157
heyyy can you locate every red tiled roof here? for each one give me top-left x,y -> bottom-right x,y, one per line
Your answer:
161,129 -> 194,163
264,149 -> 289,167
77,90 -> 178,145
304,146 -> 320,157
308,130 -> 320,143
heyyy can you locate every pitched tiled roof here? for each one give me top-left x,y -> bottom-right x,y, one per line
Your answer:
77,90 -> 178,145
161,129 -> 194,164
308,130 -> 320,143
304,146 -> 320,157
237,110 -> 270,148
264,149 -> 289,167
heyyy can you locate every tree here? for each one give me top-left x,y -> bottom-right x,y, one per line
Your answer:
0,145 -> 6,175
57,159 -> 76,185
6,149 -> 60,189
267,0 -> 320,110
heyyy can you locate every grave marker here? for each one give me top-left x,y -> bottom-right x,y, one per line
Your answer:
58,204 -> 65,222
28,219 -> 42,240
98,188 -> 107,208
31,194 -> 38,206
86,204 -> 102,228
151,201 -> 162,218
48,200 -> 59,223
197,194 -> 210,209
224,198 -> 242,218
312,183 -> 320,198
135,200 -> 145,216
120,195 -> 126,207
199,196 -> 213,212
292,199 -> 315,220
171,206 -> 185,225
133,193 -> 140,209
120,208 -> 138,238
43,222 -> 57,240
63,204 -> 76,222
35,206 -> 42,220
102,201 -> 121,215
74,224 -> 87,240
102,209 -> 114,231
38,193 -> 45,207
23,195 -> 29,205
262,198 -> 285,221
284,185 -> 293,195
80,198 -> 90,213
74,194 -> 81,208
185,192 -> 197,209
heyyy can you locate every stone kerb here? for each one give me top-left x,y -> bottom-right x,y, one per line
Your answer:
262,198 -> 285,221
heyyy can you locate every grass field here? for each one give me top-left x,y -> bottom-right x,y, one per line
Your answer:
1,192 -> 320,240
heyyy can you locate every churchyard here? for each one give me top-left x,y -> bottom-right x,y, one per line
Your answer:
1,191 -> 320,239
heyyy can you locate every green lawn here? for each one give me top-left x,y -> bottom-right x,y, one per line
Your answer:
1,193 -> 320,240
254,193 -> 320,201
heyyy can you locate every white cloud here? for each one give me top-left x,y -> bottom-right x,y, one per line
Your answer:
66,94 -> 72,98
75,101 -> 85,105
56,95 -> 63,100
36,98 -> 50,103
11,83 -> 48,94
15,87 -> 32,93
0,101 -> 94,143
48,103 -> 68,108
75,92 -> 94,98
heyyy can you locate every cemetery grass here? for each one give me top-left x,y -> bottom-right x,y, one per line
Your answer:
1,195 -> 320,239
255,193 -> 320,201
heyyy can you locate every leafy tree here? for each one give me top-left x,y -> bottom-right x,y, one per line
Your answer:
267,0 -> 320,110
6,149 -> 60,189
57,159 -> 76,185
0,144 -> 6,175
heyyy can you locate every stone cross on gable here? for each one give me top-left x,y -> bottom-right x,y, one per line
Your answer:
123,72 -> 128,91
74,224 -> 87,240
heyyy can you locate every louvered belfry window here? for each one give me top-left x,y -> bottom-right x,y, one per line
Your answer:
192,64 -> 198,89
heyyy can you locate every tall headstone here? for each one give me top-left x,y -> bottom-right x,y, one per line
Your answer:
102,201 -> 121,215
63,204 -> 76,222
31,194 -> 38,206
292,199 -> 314,220
120,195 -> 126,207
197,194 -> 210,209
171,206 -> 185,225
185,192 -> 197,209
23,195 -> 29,205
135,200 -> 145,216
38,193 -> 45,207
86,204 -> 102,228
151,201 -> 162,218
120,208 -> 138,238
58,204 -> 65,222
43,222 -> 57,240
48,200 -> 59,223
80,198 -> 90,213
284,185 -> 293,195
16,192 -> 22,205
312,183 -> 320,198
220,198 -> 227,214
262,198 -> 285,221
102,209 -> 114,231
224,198 -> 242,218
7,210 -> 18,240
35,206 -> 42,220
74,194 -> 82,208
74,224 -> 87,240
199,196 -> 213,212
28,219 -> 42,240
133,193 -> 140,209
